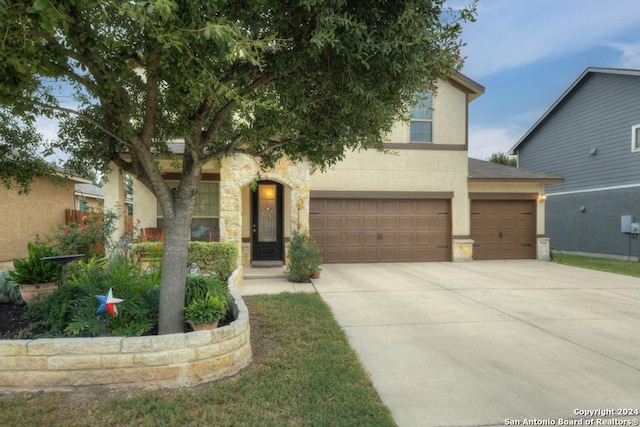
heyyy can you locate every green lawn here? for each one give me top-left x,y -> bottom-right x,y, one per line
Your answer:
554,253 -> 640,277
0,293 -> 397,427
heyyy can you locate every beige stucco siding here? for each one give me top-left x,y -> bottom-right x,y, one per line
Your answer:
387,79 -> 467,146
0,178 -> 75,264
310,150 -> 470,236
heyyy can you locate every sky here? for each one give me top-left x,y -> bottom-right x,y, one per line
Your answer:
37,1 -> 640,163
459,0 -> 640,160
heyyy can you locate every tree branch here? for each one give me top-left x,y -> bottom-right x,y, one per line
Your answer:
16,96 -> 129,146
202,72 -> 276,144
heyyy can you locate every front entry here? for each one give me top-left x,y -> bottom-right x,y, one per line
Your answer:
251,181 -> 284,262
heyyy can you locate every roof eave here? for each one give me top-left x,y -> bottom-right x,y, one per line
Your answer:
468,177 -> 565,184
510,67 -> 640,154
448,71 -> 485,102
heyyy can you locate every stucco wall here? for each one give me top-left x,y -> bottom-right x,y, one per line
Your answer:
0,177 -> 76,264
132,178 -> 158,230
309,149 -> 470,236
386,79 -> 467,145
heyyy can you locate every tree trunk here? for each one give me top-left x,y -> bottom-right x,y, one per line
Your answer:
157,204 -> 194,335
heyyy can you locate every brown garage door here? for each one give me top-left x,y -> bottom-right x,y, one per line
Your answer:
310,198 -> 451,263
470,200 -> 536,260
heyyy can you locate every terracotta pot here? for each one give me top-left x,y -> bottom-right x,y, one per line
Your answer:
310,270 -> 322,279
191,321 -> 219,331
19,282 -> 58,304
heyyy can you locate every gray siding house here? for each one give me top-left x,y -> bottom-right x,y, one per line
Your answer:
511,68 -> 640,259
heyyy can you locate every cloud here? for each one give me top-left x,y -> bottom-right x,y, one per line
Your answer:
468,125 -> 525,160
609,42 -> 640,69
460,0 -> 640,78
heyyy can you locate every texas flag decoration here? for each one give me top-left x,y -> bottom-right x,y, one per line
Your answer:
95,288 -> 124,317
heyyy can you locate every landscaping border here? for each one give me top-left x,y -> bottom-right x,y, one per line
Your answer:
0,268 -> 251,393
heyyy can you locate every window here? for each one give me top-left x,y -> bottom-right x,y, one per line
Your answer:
409,92 -> 433,143
157,182 -> 220,242
632,124 -> 640,152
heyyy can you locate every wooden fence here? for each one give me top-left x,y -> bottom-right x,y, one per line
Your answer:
65,209 -> 133,231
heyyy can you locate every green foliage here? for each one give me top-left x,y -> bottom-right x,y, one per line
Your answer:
183,294 -> 227,326
487,152 -> 518,167
187,242 -> 237,280
131,242 -> 237,280
185,275 -> 229,307
43,207 -> 120,259
286,231 -> 323,283
25,255 -> 160,337
9,242 -> 62,285
130,242 -> 164,263
0,0 -> 476,334
0,270 -> 21,303
0,294 -> 397,426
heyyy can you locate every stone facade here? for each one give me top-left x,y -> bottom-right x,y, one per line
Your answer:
0,278 -> 251,393
219,154 -> 310,265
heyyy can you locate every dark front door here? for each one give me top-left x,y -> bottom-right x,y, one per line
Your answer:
252,181 -> 284,261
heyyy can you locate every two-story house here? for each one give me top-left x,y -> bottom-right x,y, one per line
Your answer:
104,71 -> 561,265
511,68 -> 640,260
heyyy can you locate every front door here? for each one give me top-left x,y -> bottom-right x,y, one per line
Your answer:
251,181 -> 283,261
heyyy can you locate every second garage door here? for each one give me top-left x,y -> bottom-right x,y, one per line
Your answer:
470,199 -> 536,260
310,198 -> 451,263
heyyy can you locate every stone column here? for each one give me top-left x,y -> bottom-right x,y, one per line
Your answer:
537,237 -> 550,261
452,238 -> 474,262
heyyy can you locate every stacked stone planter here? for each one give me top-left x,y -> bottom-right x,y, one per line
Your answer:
0,269 -> 251,393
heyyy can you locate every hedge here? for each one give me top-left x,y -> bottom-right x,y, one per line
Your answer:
130,241 -> 238,280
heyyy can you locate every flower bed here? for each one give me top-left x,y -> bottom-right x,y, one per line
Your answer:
0,269 -> 251,393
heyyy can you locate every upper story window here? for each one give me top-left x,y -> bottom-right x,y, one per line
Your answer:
409,92 -> 433,143
632,124 -> 640,153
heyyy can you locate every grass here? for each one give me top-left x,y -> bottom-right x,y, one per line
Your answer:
0,293 -> 396,427
554,252 -> 640,277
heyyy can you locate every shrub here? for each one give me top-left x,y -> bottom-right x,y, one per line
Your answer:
286,231 -> 322,283
187,241 -> 237,279
0,270 -> 21,303
130,241 -> 238,280
25,255 -> 160,337
183,294 -> 227,326
9,242 -> 62,285
43,206 -> 120,259
185,274 -> 229,307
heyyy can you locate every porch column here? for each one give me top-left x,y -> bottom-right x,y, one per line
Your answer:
103,162 -> 126,251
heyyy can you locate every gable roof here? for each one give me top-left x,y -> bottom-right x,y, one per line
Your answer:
449,71 -> 485,102
510,67 -> 640,154
75,183 -> 104,199
468,158 -> 563,183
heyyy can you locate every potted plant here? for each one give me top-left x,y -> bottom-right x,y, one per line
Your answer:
286,231 -> 323,282
184,294 -> 227,331
9,242 -> 62,304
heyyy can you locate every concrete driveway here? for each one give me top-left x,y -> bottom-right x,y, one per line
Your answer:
316,260 -> 640,427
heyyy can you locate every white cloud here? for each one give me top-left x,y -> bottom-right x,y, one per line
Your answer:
460,0 -> 640,78
609,42 -> 640,69
468,125 -> 525,160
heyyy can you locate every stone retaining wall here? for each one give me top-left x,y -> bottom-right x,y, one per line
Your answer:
0,272 -> 251,393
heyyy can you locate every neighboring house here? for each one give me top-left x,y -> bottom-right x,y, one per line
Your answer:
511,68 -> 640,260
0,175 -> 90,266
104,72 -> 561,266
74,183 -> 104,211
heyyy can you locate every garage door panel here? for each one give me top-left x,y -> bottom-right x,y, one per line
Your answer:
470,200 -> 535,260
311,198 -> 451,262
344,233 -> 363,245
